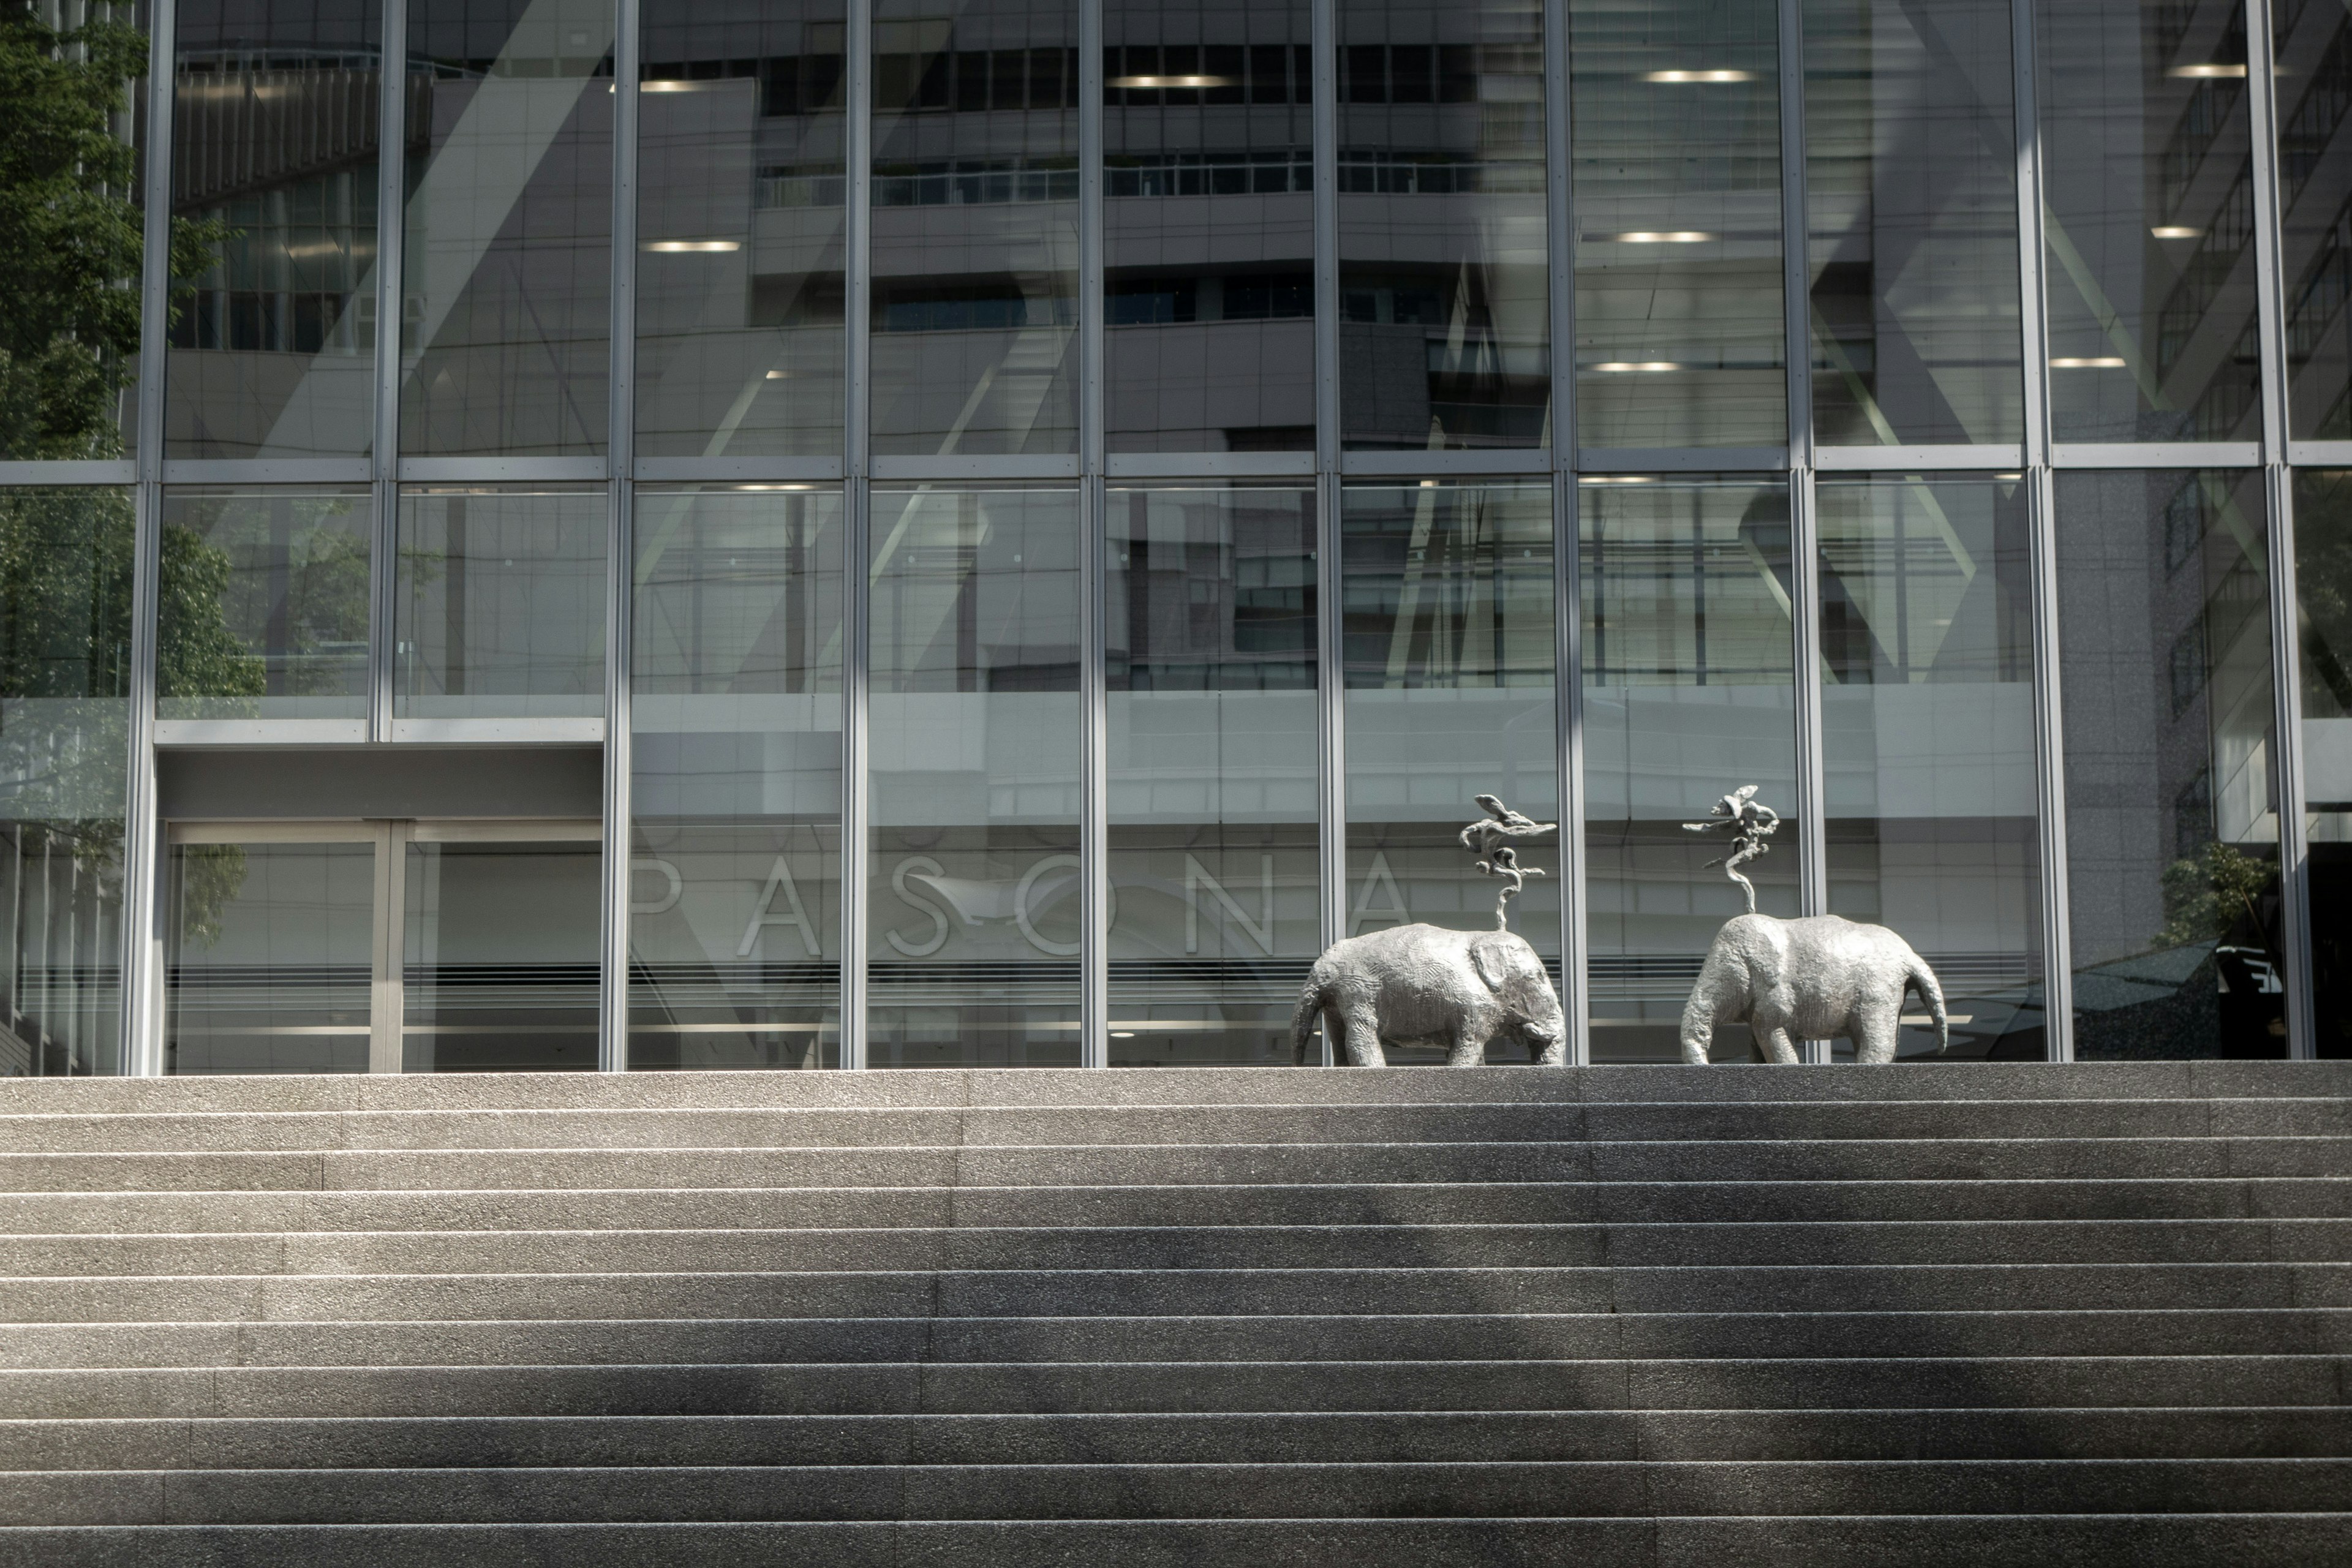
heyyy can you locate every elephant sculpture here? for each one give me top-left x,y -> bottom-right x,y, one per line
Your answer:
1291,923 -> 1567,1066
1681,913 -> 1948,1065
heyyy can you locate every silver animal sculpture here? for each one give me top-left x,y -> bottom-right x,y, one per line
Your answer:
1460,794 -> 1558,930
1683,784 -> 1779,914
1681,913 -> 1948,1065
1292,922 -> 1567,1066
1292,795 -> 1565,1066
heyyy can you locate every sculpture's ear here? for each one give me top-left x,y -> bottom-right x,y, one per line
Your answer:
1470,932 -> 1555,1017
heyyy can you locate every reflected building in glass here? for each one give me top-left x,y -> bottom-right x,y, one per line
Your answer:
3,0 -> 2350,1075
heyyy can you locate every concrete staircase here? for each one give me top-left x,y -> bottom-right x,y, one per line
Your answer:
0,1061 -> 2345,1565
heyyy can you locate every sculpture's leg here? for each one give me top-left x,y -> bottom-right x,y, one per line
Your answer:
1338,1004 -> 1387,1067
1751,1008 -> 1801,1065
1445,1030 -> 1485,1068
1530,1036 -> 1566,1066
1849,1000 -> 1901,1065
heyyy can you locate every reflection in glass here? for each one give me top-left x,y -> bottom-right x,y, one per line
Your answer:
636,2 -> 847,458
2056,470 -> 2282,1058
2039,0 -> 2259,443
1105,0 -> 1314,452
167,0 -> 382,458
2293,469 -> 2352,1057
1581,478 -> 1796,1061
394,486 -> 605,722
630,486 -> 843,1069
403,835 -> 600,1071
1337,0 -> 1549,450
2276,0 -> 2352,437
870,0 -> 1079,455
1108,488 -> 1317,1065
1568,0 -> 1784,449
868,488 -> 1080,1064
1342,481 -> 1558,1060
1817,477 -> 2041,1057
157,489 -> 371,723
1804,0 -> 2021,447
1,2 -> 150,461
166,840 -> 372,1074
400,0 -> 613,456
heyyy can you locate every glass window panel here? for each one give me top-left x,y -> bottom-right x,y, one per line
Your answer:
0,489 -> 133,1077
870,0 -> 1079,456
2277,0 -> 2352,438
1580,477 -> 1798,1061
1804,0 -> 2022,447
1,2 -> 149,461
630,485 -> 843,1069
403,836 -> 600,1070
166,840 -> 373,1075
1337,0 -> 1550,451
867,487 -> 1080,1064
2039,0 -> 2260,443
2292,467 -> 2352,1057
1104,0 -> 1313,453
1107,486 -> 1319,1065
636,1 -> 847,459
167,0 -> 383,459
1568,0 -> 1785,450
1341,480 -> 1559,1061
2056,470 -> 2283,1059
157,488 -> 372,723
1817,476 -> 2042,1058
399,0 -> 614,457
394,486 -> 606,721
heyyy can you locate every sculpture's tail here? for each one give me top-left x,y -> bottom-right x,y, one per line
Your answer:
1289,979 -> 1325,1066
1909,956 -> 1950,1056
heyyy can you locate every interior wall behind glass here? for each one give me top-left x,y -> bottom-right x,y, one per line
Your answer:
1341,480 -> 1559,1060
400,0 -> 613,457
630,486 -> 843,1069
0,488 -> 132,1076
1,2 -> 148,462
1804,0 -> 2021,447
1337,0 -> 1549,451
2039,0 -> 2260,443
2275,0 -> 2352,439
1580,477 -> 1796,1062
868,487 -> 1081,1065
1107,486 -> 1318,1065
870,0 -> 1079,456
1818,476 -> 2042,1058
2056,470 -> 2283,1059
636,1 -> 847,459
1568,0 -> 1785,450
1105,0 -> 1314,452
2293,467 -> 2352,1057
167,0 -> 383,459
394,486 -> 606,722
157,488 -> 371,724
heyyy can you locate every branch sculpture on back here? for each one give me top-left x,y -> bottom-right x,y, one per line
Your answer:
1679,785 -> 1949,1065
1291,796 -> 1567,1067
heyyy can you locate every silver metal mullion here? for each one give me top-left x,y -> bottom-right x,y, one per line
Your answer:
1777,0 -> 1810,468
840,0 -> 873,1069
1312,0 -> 1344,990
600,0 -> 639,1073
2010,0 -> 2048,470
1544,0 -> 1586,1063
121,0 -> 178,1075
372,0 -> 409,747
2246,0 -> 2315,1058
1078,0 -> 1106,1067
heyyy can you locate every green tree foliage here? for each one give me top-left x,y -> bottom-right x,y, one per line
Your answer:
2155,840 -> 2278,954
0,2 -> 220,459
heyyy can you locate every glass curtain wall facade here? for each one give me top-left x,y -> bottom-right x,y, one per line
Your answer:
4,0 -> 2349,1072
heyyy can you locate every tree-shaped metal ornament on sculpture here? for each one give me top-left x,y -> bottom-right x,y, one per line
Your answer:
1683,784 -> 1781,914
1459,794 -> 1558,929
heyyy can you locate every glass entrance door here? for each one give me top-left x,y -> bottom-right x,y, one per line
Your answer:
165,820 -> 601,1074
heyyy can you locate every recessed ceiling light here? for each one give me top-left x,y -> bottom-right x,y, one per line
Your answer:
1590,361 -> 1683,372
644,240 -> 741,252
1610,231 -> 1714,244
1110,1030 -> 1137,1037
641,80 -> 708,92
1580,475 -> 1657,484
2150,225 -> 2202,239
2168,63 -> 2246,78
1111,75 -> 1234,89
2050,356 -> 2127,368
1643,69 -> 1754,83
